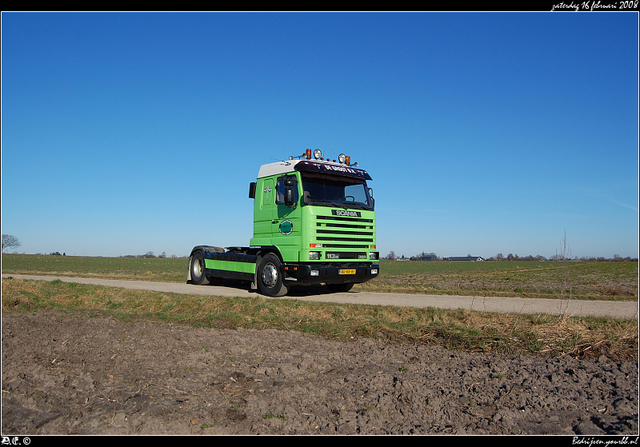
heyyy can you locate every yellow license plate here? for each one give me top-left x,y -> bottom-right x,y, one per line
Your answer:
339,269 -> 356,275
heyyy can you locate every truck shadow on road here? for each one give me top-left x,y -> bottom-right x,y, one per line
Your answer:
203,279 -> 346,297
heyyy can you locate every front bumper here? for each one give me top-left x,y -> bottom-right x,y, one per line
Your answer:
283,262 -> 379,285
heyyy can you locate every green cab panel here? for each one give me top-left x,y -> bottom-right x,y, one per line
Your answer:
250,172 -> 377,264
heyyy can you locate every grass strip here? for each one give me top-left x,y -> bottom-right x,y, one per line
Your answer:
2,277 -> 637,361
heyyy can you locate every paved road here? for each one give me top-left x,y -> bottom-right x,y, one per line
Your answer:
3,274 -> 638,319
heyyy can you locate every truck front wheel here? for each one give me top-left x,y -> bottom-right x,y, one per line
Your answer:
257,253 -> 288,297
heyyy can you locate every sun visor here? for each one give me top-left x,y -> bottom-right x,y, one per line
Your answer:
294,160 -> 372,181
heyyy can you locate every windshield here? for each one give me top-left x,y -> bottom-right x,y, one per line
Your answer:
300,173 -> 374,211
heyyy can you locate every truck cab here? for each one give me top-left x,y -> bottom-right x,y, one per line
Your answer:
188,149 -> 379,297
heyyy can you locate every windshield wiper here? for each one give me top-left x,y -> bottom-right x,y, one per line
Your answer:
343,202 -> 370,210
306,198 -> 371,211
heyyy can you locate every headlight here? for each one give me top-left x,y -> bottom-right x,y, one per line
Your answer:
369,252 -> 379,260
338,153 -> 346,164
309,251 -> 321,260
313,149 -> 322,159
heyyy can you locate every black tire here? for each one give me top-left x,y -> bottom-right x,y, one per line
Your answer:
326,282 -> 354,293
257,253 -> 288,297
189,251 -> 209,285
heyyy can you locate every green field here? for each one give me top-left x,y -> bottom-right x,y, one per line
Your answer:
2,253 -> 188,283
2,254 -> 637,301
356,259 -> 638,301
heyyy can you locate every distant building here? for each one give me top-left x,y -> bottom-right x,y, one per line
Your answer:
445,256 -> 485,262
420,255 -> 438,261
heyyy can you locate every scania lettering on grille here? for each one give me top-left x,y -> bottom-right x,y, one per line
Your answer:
332,210 -> 361,217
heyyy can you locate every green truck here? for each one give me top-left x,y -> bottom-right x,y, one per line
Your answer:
187,149 -> 379,297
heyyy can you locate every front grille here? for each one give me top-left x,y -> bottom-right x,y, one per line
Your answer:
315,213 -> 374,254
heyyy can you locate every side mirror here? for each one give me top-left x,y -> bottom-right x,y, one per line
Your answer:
285,186 -> 295,207
284,175 -> 297,207
249,182 -> 256,199
277,175 -> 298,208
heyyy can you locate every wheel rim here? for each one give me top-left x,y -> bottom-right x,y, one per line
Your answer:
261,262 -> 278,288
193,257 -> 203,277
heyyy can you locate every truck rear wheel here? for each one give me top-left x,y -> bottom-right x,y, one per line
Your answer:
189,251 -> 208,285
257,253 -> 288,297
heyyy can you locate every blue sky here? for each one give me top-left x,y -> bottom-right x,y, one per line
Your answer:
2,12 -> 638,259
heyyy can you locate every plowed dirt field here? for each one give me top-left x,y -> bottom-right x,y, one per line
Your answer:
2,310 -> 637,435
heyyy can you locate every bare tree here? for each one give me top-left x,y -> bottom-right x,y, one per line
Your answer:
2,234 -> 21,253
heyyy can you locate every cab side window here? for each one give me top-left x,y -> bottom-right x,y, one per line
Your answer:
276,175 -> 299,206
